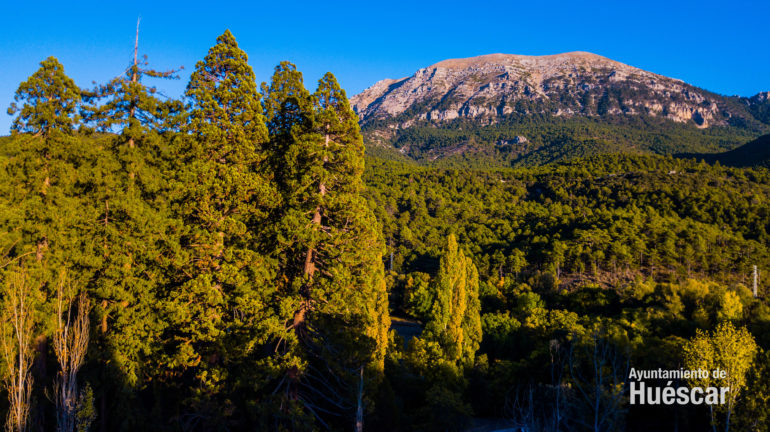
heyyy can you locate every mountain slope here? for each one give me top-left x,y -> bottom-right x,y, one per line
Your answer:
352,52 -> 770,165
682,133 -> 770,168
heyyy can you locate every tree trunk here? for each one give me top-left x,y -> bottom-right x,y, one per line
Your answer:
54,287 -> 90,432
128,18 -> 139,150
355,366 -> 364,432
296,132 -> 329,328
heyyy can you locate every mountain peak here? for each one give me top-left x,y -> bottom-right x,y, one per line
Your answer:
351,51 -> 728,129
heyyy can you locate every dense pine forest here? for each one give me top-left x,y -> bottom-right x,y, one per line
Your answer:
2,30 -> 770,432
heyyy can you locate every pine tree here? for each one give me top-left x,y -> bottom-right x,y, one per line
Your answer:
261,61 -> 315,196
163,29 -> 282,428
81,19 -> 182,148
78,31 -> 180,407
423,234 -> 482,366
72,23 -> 183,429
7,56 -> 81,137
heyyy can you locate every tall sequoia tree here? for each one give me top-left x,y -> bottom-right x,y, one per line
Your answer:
70,22 -> 184,430
263,64 -> 390,429
7,56 -> 81,137
162,29 -> 283,429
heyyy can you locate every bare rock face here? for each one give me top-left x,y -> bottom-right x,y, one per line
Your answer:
351,52 -> 733,129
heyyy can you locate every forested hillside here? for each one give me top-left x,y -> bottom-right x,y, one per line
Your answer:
362,115 -> 764,168
2,30 -> 770,432
681,134 -> 770,168
363,154 -> 770,431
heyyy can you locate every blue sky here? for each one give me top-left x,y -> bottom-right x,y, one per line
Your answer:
1,0 -> 769,134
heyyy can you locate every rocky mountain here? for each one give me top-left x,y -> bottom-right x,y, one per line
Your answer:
352,52 -> 770,165
744,91 -> 770,125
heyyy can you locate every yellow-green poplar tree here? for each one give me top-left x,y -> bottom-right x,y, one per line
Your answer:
683,322 -> 758,432
423,234 -> 482,366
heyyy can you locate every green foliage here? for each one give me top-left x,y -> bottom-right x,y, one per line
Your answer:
7,56 -> 81,137
686,134 -> 770,169
734,350 -> 770,432
186,30 -> 267,147
683,322 -> 758,430
422,234 -> 482,366
403,272 -> 433,320
81,50 -> 181,142
262,65 -> 390,429
364,115 -> 766,168
162,30 -> 281,427
365,153 -> 770,286
75,383 -> 96,432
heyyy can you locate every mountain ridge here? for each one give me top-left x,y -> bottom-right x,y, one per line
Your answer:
351,51 -> 770,165
352,51 -> 766,128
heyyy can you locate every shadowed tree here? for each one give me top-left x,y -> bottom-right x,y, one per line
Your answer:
53,274 -> 91,432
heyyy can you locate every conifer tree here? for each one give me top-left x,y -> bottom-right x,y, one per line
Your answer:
3,53 -> 174,428
263,65 -> 390,428
310,73 -> 390,371
73,23 -> 183,429
261,61 -> 315,196
81,19 -> 182,148
423,234 -> 482,366
7,56 -> 81,137
163,29 -> 282,427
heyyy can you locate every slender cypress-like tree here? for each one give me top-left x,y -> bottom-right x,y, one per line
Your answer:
423,234 -> 482,366
7,57 -> 81,137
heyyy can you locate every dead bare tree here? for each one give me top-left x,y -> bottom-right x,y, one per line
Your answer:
0,268 -> 38,432
567,328 -> 629,432
53,275 -> 91,432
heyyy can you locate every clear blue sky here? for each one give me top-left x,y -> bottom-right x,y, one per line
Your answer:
1,0 -> 769,134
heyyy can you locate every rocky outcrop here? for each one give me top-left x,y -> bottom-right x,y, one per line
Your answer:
351,52 -> 747,129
